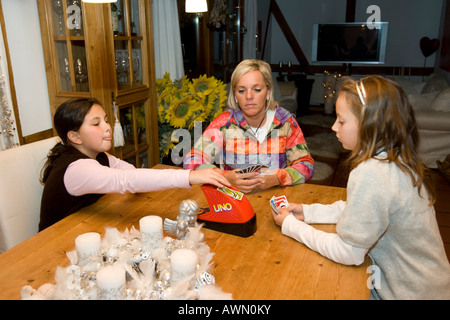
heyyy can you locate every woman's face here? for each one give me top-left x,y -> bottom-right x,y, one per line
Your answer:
332,92 -> 360,151
234,70 -> 270,119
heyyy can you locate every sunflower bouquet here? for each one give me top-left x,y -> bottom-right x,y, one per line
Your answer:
156,73 -> 227,159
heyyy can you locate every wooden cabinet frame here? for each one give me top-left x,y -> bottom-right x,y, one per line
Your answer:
37,0 -> 159,167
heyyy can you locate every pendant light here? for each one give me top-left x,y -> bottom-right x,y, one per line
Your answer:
82,0 -> 117,3
185,0 -> 208,13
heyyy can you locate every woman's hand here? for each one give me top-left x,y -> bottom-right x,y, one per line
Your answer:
189,168 -> 231,188
224,170 -> 262,193
257,173 -> 280,190
271,203 -> 305,227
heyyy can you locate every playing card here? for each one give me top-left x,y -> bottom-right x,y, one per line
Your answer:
236,164 -> 269,174
270,196 -> 279,213
270,195 -> 289,215
217,187 -> 244,201
274,195 -> 289,208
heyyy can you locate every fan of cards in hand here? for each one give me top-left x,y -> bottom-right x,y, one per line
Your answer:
270,195 -> 289,215
236,164 -> 269,175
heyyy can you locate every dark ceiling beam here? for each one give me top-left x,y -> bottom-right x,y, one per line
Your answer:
269,0 -> 311,74
346,0 -> 356,22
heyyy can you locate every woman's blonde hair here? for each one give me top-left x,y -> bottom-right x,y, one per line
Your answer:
227,59 -> 276,111
339,75 -> 435,205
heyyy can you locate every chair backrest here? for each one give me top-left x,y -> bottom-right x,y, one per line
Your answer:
0,137 -> 59,253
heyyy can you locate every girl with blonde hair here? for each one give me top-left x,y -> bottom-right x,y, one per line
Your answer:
272,76 -> 450,299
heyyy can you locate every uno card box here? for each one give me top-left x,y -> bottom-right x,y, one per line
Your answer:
198,184 -> 257,238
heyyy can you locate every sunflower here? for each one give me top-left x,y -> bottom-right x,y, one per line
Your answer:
159,130 -> 176,158
156,73 -> 173,95
156,73 -> 227,159
189,75 -> 217,99
174,76 -> 190,93
217,80 -> 228,105
166,95 -> 201,129
187,109 -> 208,130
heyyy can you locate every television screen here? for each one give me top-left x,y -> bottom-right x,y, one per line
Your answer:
312,22 -> 389,64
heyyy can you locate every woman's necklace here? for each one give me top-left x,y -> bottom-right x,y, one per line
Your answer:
249,113 -> 266,138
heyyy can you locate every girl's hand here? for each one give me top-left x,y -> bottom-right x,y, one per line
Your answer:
189,168 -> 230,188
224,170 -> 262,193
285,203 -> 305,221
271,203 -> 305,227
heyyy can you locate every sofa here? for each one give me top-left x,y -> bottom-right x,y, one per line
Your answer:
397,73 -> 450,168
273,79 -> 298,116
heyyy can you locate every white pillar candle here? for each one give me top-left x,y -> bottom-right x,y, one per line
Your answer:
75,232 -> 101,265
96,265 -> 126,300
139,216 -> 163,252
170,248 -> 197,288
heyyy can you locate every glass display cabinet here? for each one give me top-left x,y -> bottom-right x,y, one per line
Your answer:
37,0 -> 159,168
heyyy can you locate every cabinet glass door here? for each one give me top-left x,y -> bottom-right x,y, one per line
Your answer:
112,0 -> 151,168
113,0 -> 144,90
119,101 -> 149,167
51,0 -> 90,93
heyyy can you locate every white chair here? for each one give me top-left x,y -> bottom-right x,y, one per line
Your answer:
0,137 -> 59,253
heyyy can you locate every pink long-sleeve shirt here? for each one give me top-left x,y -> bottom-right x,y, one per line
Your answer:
64,154 -> 191,196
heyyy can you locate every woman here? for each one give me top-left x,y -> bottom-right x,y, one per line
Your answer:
183,59 -> 314,193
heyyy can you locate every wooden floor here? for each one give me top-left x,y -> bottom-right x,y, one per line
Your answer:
300,114 -> 450,262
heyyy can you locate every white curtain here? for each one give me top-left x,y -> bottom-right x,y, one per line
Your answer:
152,0 -> 185,81
0,22 -> 19,151
243,0 -> 258,59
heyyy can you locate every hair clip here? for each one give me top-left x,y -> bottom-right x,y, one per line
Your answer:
356,80 -> 367,105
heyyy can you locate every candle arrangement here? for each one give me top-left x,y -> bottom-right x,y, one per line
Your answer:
20,212 -> 232,300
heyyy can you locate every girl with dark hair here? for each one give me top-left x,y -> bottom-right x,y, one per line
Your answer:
39,98 -> 229,231
272,76 -> 450,299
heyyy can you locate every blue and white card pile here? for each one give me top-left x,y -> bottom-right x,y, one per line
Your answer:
270,195 -> 289,214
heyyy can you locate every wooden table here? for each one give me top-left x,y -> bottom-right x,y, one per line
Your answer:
0,165 -> 370,300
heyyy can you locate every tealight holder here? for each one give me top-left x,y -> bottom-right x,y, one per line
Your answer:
75,232 -> 102,267
170,248 -> 198,289
139,216 -> 163,253
96,265 -> 126,300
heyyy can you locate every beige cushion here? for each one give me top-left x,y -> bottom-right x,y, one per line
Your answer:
422,73 -> 449,94
278,81 -> 296,96
408,92 -> 439,111
394,78 -> 425,95
430,88 -> 450,112
416,110 -> 450,131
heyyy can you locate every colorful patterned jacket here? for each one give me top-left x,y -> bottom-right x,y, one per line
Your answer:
183,106 -> 315,186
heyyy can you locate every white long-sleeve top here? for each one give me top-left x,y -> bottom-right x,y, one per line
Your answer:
282,201 -> 368,266
281,155 -> 450,300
